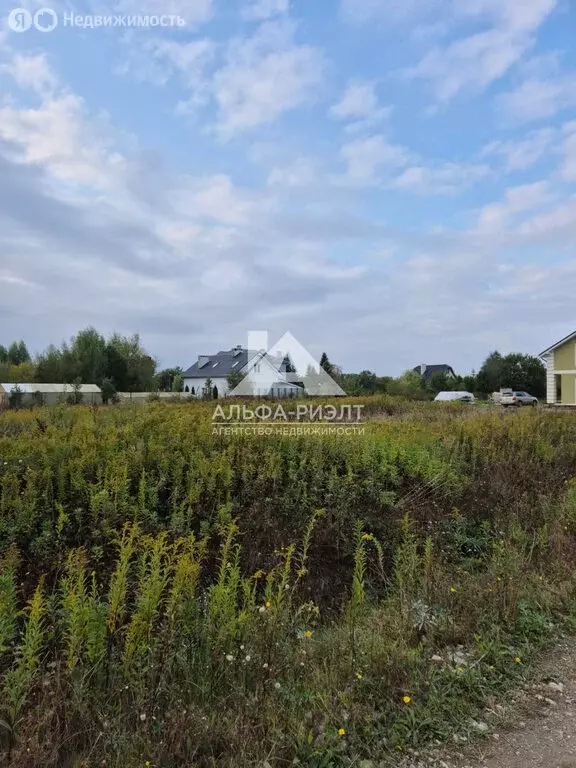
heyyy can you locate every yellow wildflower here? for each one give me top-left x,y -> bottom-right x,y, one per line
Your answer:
489,665 -> 495,671
356,673 -> 363,680
514,657 -> 521,664
449,587 -> 456,593
362,533 -> 372,541
402,695 -> 411,704
338,728 -> 346,737
265,601 -> 271,608
305,630 -> 313,638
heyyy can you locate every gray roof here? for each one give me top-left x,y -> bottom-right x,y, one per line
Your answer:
413,364 -> 456,380
182,348 -> 253,379
183,347 -> 293,379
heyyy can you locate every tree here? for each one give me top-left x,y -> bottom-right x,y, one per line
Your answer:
202,377 -> 213,400
357,370 -> 378,394
36,345 -> 64,383
476,351 -> 545,397
475,351 -> 504,395
387,370 -> 431,399
0,345 -> 7,363
172,373 -> 184,393
70,327 -> 107,384
8,385 -> 24,409
155,367 -> 183,392
319,352 -> 334,378
31,390 -> 45,407
104,343 -> 129,391
8,340 -> 30,365
10,362 -> 35,383
17,340 -> 30,364
67,377 -> 84,405
226,370 -> 244,393
126,355 -> 156,392
100,377 -> 117,405
303,364 -> 324,396
426,372 -> 452,393
105,333 -> 156,392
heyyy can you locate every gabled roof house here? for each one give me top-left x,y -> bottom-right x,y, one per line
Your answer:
182,346 -> 304,398
413,364 -> 456,380
540,331 -> 576,405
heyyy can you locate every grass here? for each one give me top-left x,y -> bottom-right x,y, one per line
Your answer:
1,399 -> 576,765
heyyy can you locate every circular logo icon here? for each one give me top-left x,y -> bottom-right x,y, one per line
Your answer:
7,7 -> 33,32
33,7 -> 58,32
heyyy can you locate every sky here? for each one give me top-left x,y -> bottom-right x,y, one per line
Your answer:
0,0 -> 575,376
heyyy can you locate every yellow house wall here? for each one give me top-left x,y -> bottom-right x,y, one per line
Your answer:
561,374 -> 576,405
555,342 -> 576,370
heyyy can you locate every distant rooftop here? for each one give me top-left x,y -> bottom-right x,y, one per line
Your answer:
183,347 -> 288,379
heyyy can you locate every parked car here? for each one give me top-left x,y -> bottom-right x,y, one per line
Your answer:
434,391 -> 475,403
491,389 -> 513,404
500,391 -> 538,407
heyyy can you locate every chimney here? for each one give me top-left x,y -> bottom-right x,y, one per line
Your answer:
420,364 -> 427,375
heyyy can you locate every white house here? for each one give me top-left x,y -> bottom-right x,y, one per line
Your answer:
182,345 -> 304,398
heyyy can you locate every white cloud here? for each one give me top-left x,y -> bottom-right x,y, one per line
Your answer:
330,81 -> 378,120
242,0 -> 290,21
329,80 -> 391,133
341,137 -> 488,194
341,134 -> 411,183
113,0 -> 213,25
117,36 -> 215,93
118,19 -> 323,139
476,181 -> 552,233
267,157 -> 319,187
409,28 -> 528,101
560,122 -> 576,182
481,128 -> 555,171
393,162 -> 489,195
171,174 -> 272,226
213,21 -> 324,139
3,52 -> 58,95
517,198 -> 576,237
498,75 -> 576,123
340,0 -> 443,25
0,55 -> 123,191
405,0 -> 557,101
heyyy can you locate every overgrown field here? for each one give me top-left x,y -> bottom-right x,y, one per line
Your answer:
2,399 -> 576,767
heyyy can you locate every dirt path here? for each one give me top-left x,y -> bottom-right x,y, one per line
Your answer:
405,636 -> 576,768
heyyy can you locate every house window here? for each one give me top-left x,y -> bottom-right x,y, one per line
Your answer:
191,387 -> 195,395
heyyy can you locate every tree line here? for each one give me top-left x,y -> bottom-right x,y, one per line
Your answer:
319,350 -> 546,399
0,328 -> 168,402
1,329 -> 546,402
